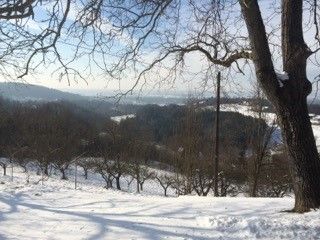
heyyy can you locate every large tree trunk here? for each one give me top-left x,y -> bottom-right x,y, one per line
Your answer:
279,0 -> 320,212
278,100 -> 320,212
240,0 -> 320,212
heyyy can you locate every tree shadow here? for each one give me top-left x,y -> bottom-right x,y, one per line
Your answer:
0,193 -> 212,240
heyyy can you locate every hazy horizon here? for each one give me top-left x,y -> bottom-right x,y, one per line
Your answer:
0,79 -> 254,100
1,81 -> 320,104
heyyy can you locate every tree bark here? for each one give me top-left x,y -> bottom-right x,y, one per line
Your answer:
250,154 -> 263,197
279,0 -> 320,212
136,179 -> 140,193
107,177 -> 113,189
136,169 -> 140,193
240,0 -> 320,212
278,100 -> 320,212
250,96 -> 264,198
60,168 -> 68,180
115,176 -> 121,190
250,173 -> 258,197
44,165 -> 49,176
83,168 -> 88,179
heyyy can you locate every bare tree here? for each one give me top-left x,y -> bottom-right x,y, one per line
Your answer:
138,167 -> 154,192
155,174 -> 174,197
94,158 -> 114,189
258,151 -> 293,198
97,156 -> 127,190
0,1 -> 35,20
218,145 -> 246,197
78,158 -> 96,180
0,158 -> 8,176
128,157 -> 154,193
247,88 -> 278,197
98,122 -> 129,190
240,1 -> 320,212
0,1 -> 73,80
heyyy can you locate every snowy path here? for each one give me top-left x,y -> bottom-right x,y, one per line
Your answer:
1,179 -> 320,240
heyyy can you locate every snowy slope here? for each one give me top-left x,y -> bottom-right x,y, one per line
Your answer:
220,103 -> 320,148
110,114 -> 135,123
0,167 -> 320,240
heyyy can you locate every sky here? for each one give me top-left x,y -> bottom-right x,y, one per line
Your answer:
1,0 -> 320,100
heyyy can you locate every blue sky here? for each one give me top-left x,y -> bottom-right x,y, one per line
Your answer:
1,0 -> 320,100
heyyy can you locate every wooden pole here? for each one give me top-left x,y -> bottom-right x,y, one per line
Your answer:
73,152 -> 87,190
75,163 -> 78,190
214,72 -> 221,197
11,160 -> 13,182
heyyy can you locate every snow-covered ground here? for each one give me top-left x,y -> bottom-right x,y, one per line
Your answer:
0,167 -> 319,240
110,114 -> 135,123
220,103 -> 320,148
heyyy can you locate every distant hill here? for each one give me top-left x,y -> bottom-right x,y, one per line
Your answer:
0,82 -> 191,117
0,82 -> 136,117
0,82 -> 88,102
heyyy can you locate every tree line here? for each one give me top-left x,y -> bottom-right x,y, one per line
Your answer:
0,97 -> 292,197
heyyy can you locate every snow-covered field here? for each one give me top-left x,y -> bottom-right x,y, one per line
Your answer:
220,103 -> 320,148
110,114 -> 135,123
1,167 -> 320,240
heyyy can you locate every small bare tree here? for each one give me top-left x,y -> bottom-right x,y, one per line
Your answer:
77,158 -> 96,180
155,174 -> 174,197
247,87 -> 279,197
258,151 -> 293,198
0,158 -> 8,176
94,159 -> 114,189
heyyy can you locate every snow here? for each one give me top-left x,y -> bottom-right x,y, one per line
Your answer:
110,114 -> 135,123
311,115 -> 320,125
276,71 -> 289,88
220,104 -> 276,126
220,103 -> 320,149
0,167 -> 320,240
